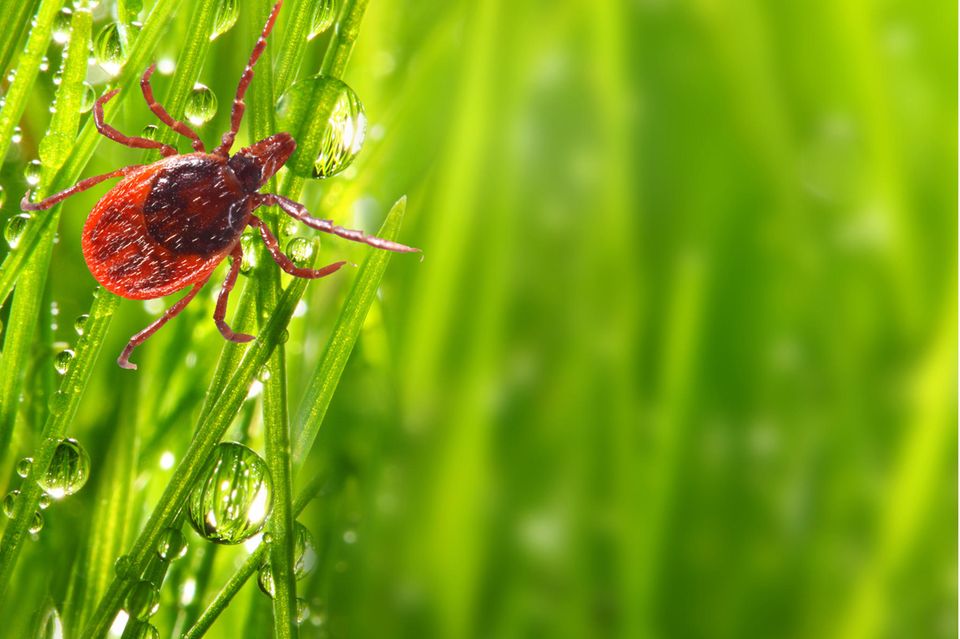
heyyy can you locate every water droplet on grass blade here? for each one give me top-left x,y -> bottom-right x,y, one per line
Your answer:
80,83 -> 96,114
39,494 -> 51,509
36,606 -> 63,639
125,580 -> 160,620
94,23 -> 126,76
74,314 -> 89,335
39,438 -> 90,499
276,76 -> 367,179
29,511 -> 43,533
257,522 -> 318,597
54,348 -> 75,374
127,621 -> 159,639
115,554 -> 134,577
5,214 -> 30,248
185,84 -> 217,126
157,528 -> 188,561
286,237 -> 314,265
12,126 -> 22,144
16,457 -> 32,477
296,598 -> 310,623
308,0 -> 337,40
3,490 -> 19,517
25,160 -> 42,186
141,124 -> 159,141
187,442 -> 272,544
210,0 -> 239,40
53,8 -> 73,44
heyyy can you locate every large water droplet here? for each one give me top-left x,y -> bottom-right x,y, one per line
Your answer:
24,160 -> 42,186
308,0 -> 337,40
285,237 -> 314,266
53,8 -> 73,45
277,76 -> 366,179
79,83 -> 96,114
16,457 -> 33,478
3,490 -> 19,518
54,348 -> 75,375
187,442 -> 273,544
94,23 -> 127,77
126,580 -> 160,620
157,527 -> 188,561
184,84 -> 217,126
29,511 -> 43,534
210,0 -> 239,40
256,522 -> 318,597
39,438 -> 91,499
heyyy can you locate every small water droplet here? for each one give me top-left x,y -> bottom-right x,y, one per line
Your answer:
3,490 -> 19,518
141,124 -> 159,141
74,314 -> 89,335
308,0 -> 337,40
296,598 -> 310,624
39,56 -> 50,73
12,126 -> 22,144
79,83 -> 96,114
126,580 -> 160,620
25,160 -> 42,186
29,511 -> 43,534
129,622 -> 159,639
48,391 -> 69,415
276,76 -> 367,179
257,562 -> 275,598
94,23 -> 127,76
53,8 -> 73,45
285,237 -> 314,265
210,0 -> 239,40
39,494 -> 52,509
157,527 -> 188,561
39,438 -> 90,499
184,83 -> 217,126
257,366 -> 271,382
115,554 -> 134,578
239,233 -> 257,274
256,522 -> 318,598
16,457 -> 33,478
187,442 -> 273,544
5,213 -> 30,248
54,348 -> 75,375
278,329 -> 290,344
262,532 -> 274,544
36,606 -> 63,639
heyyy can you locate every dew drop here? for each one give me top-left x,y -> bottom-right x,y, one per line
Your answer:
54,348 -> 75,375
12,126 -> 22,144
74,313 -> 89,335
187,442 -> 273,544
79,83 -> 96,114
53,8 -> 73,45
156,527 -> 188,561
3,490 -> 19,518
262,532 -> 274,544
126,580 -> 160,620
39,56 -> 50,73
48,390 -> 69,416
16,457 -> 33,478
29,511 -> 43,534
210,0 -> 239,40
276,76 -> 366,179
278,329 -> 290,344
39,493 -> 52,509
285,237 -> 314,265
114,554 -> 134,578
36,606 -> 63,639
239,233 -> 257,274
296,598 -> 310,624
257,562 -> 274,598
129,622 -> 160,639
141,124 -> 159,141
5,213 -> 31,249
39,438 -> 91,499
25,160 -> 42,186
94,23 -> 127,77
256,522 -> 318,598
184,84 -> 217,126
308,0 -> 337,40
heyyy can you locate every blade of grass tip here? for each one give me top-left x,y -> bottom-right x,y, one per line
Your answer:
181,197 -> 410,637
0,288 -> 121,601
0,0 -> 186,308
0,3 -> 93,462
182,470 -> 338,639
293,196 -> 408,470
0,0 -> 40,81
80,274 -> 311,639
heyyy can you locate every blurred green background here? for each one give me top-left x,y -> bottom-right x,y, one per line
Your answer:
0,0 -> 956,637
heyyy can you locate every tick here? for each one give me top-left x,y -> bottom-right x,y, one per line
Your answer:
21,0 -> 418,369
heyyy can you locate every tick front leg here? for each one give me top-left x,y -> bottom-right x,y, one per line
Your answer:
214,244 -> 254,343
257,193 -> 421,253
249,215 -> 346,279
118,279 -> 209,370
94,88 -> 178,156
141,65 -> 206,152
22,165 -> 144,211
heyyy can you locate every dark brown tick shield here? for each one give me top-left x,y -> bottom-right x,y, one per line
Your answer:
22,0 -> 419,369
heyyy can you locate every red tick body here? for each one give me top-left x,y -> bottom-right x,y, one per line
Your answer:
22,0 -> 418,369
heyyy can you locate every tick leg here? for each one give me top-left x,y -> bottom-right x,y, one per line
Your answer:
256,193 -> 421,253
94,88 -> 178,156
141,64 -> 206,152
21,165 -> 144,211
213,0 -> 283,156
249,215 -> 346,279
214,244 -> 255,343
118,279 -> 209,370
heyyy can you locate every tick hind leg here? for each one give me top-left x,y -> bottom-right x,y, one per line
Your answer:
95,88 -> 178,156
249,215 -> 346,279
22,165 -> 144,211
118,278 -> 209,370
257,193 -> 421,253
214,244 -> 254,343
141,64 -> 206,152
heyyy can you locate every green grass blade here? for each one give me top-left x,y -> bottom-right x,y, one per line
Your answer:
0,0 -> 41,81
